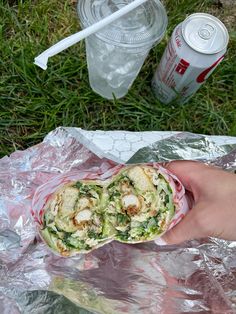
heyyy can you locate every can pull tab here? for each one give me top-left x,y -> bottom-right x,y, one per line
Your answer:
198,23 -> 216,40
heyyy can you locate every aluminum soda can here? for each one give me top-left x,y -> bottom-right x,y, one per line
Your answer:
152,13 -> 229,104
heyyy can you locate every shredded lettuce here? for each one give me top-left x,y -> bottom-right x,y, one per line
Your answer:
64,237 -> 90,250
117,213 -> 130,225
116,230 -> 129,241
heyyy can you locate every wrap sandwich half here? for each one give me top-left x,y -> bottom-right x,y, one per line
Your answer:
40,180 -> 113,256
105,165 -> 177,243
38,164 -> 186,256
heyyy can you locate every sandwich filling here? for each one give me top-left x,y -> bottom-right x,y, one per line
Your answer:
40,165 -> 176,255
41,181 -> 109,256
105,166 -> 175,242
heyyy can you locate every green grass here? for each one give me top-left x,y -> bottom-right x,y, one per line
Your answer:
1,0 -> 236,158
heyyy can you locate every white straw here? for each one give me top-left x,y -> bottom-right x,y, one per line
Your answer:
34,0 -> 149,70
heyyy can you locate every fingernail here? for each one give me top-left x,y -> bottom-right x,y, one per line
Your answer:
155,237 -> 167,246
161,162 -> 171,168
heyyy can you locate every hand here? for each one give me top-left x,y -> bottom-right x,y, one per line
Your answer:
161,161 -> 236,244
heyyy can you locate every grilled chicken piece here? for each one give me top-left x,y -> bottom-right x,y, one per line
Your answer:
121,194 -> 141,216
127,166 -> 155,192
60,187 -> 78,218
76,197 -> 90,211
75,209 -> 92,224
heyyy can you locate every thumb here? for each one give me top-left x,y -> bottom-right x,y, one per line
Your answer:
159,203 -> 209,245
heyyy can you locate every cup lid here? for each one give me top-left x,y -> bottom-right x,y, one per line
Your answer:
77,0 -> 167,47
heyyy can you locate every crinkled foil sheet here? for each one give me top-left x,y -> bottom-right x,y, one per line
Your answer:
1,127 -> 236,314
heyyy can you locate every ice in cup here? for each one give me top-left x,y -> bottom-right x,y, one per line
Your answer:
77,0 -> 167,99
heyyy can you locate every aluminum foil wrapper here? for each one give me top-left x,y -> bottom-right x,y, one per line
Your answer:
1,127 -> 236,314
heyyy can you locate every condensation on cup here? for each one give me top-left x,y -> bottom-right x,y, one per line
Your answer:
152,13 -> 229,104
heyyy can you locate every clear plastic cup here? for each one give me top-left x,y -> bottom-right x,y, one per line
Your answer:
77,0 -> 168,99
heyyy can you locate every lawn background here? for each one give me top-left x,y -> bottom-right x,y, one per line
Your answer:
1,0 -> 236,158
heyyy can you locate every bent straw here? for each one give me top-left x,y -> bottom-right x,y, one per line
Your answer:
34,0 -> 149,70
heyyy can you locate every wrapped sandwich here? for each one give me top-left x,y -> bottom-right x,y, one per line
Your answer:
40,180 -> 113,256
36,163 -> 187,256
105,165 -> 176,243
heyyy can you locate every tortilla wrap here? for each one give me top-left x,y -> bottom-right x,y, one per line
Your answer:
105,165 -> 177,243
40,180 -> 113,256
38,164 -> 186,256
